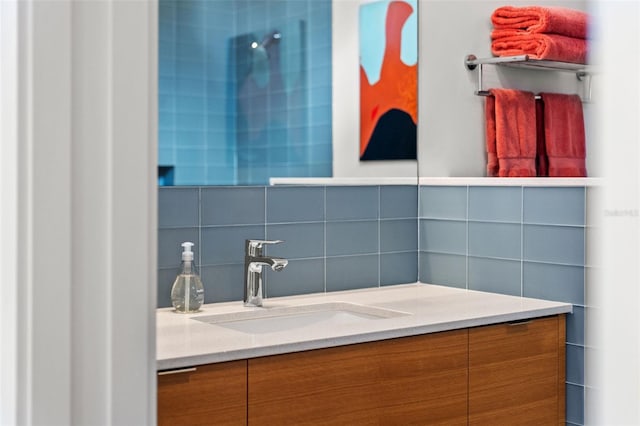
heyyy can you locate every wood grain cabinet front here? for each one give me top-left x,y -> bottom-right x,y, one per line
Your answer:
247,329 -> 469,425
157,314 -> 566,425
157,360 -> 247,426
468,315 -> 566,425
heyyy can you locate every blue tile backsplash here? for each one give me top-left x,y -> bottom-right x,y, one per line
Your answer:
468,186 -> 521,222
159,185 -> 418,307
468,222 -> 521,259
467,257 -> 521,296
326,186 -> 378,221
158,183 -> 587,424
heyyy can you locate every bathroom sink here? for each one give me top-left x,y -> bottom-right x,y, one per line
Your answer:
193,302 -> 409,334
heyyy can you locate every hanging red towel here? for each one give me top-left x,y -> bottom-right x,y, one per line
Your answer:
485,89 -> 537,177
538,93 -> 587,177
485,96 -> 499,176
535,99 -> 549,176
491,6 -> 589,39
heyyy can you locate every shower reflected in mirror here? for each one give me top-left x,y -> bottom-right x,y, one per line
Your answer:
249,30 -> 279,88
158,0 -> 332,186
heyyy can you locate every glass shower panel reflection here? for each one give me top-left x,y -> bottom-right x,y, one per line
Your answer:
158,0 -> 333,186
231,20 -> 319,185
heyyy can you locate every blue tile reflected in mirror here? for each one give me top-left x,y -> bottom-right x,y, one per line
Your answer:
159,0 -> 332,186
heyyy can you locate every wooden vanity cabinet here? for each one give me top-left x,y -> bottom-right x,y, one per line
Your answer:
158,315 -> 566,425
157,360 -> 247,426
468,315 -> 566,425
248,329 -> 468,425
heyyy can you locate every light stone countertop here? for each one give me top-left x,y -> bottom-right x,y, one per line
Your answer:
156,283 -> 572,371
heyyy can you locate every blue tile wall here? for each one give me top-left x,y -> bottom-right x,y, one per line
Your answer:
523,187 -> 585,225
159,0 -> 332,185
158,187 -> 199,227
419,220 -> 466,255
467,257 -> 521,296
265,258 -> 325,298
419,184 -> 587,425
380,185 -> 418,218
380,219 -> 418,252
266,186 -> 324,223
381,252 -> 418,286
419,252 -> 467,289
468,186 -> 521,222
326,255 -> 379,292
201,187 -> 265,226
419,186 -> 467,219
326,186 -> 378,220
468,222 -> 521,259
159,185 -> 418,306
566,383 -> 585,425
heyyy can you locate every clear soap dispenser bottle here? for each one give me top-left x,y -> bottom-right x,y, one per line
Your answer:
171,242 -> 205,313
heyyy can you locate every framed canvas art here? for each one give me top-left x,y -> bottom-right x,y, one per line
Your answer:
359,0 -> 417,161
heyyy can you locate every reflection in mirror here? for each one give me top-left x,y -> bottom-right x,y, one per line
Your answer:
158,0 -> 332,186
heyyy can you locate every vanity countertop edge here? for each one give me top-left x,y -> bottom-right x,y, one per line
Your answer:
156,283 -> 572,371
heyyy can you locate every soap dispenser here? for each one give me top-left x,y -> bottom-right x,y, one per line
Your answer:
171,242 -> 205,313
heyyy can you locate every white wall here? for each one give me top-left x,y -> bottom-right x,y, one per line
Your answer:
1,1 -> 157,424
589,1 -> 640,423
418,0 -> 593,177
0,1 -> 18,423
332,0 -> 418,179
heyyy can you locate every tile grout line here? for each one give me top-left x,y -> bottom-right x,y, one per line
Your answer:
465,186 -> 469,290
581,186 -> 587,422
582,186 -> 587,311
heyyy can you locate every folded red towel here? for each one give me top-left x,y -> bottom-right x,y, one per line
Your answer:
486,89 -> 537,177
538,93 -> 587,177
491,31 -> 588,63
491,6 -> 589,39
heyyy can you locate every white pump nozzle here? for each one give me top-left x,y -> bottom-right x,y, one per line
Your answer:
181,241 -> 194,261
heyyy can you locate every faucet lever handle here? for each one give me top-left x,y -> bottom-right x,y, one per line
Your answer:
246,239 -> 284,251
244,240 -> 283,256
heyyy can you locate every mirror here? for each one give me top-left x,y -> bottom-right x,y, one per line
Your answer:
158,0 -> 418,186
415,1 -> 592,178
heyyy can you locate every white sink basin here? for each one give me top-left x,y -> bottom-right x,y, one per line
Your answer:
193,302 -> 410,334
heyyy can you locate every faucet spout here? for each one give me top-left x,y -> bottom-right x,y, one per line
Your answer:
244,240 -> 288,307
249,256 -> 288,272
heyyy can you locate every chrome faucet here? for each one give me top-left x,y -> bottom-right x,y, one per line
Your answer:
244,239 -> 288,307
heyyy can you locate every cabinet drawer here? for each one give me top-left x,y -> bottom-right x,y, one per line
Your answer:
248,329 -> 468,425
158,360 -> 247,426
468,315 -> 566,425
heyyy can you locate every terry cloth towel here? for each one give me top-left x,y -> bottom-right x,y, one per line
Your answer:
538,93 -> 587,177
485,89 -> 537,177
491,31 -> 588,64
535,98 -> 549,176
491,6 -> 589,39
485,95 -> 499,176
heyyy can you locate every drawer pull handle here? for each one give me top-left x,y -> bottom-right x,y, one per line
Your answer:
507,319 -> 532,326
158,367 -> 197,376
